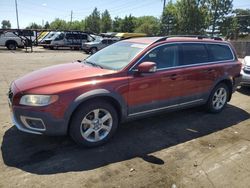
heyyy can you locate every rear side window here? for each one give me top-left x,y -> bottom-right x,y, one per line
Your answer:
81,34 -> 87,40
181,43 -> 209,65
207,44 -> 234,61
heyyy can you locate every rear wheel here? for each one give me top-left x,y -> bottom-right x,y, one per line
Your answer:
69,100 -> 118,147
206,83 -> 229,113
6,42 -> 17,50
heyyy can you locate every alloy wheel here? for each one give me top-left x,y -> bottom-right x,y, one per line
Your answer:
212,87 -> 227,110
80,108 -> 113,142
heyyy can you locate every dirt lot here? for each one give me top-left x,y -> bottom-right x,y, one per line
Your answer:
0,47 -> 250,188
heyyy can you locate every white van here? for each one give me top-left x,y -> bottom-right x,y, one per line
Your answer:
49,32 -> 94,49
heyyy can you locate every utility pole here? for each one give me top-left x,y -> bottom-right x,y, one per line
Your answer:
163,0 -> 166,13
15,0 -> 20,29
70,10 -> 73,23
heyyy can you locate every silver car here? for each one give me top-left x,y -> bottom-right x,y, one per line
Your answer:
241,56 -> 250,86
82,38 -> 118,54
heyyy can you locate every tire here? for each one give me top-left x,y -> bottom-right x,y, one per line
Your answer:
6,42 -> 17,50
49,46 -> 54,50
69,100 -> 118,147
206,83 -> 229,113
90,47 -> 97,54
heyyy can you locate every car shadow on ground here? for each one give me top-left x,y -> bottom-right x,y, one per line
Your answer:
1,104 -> 249,175
237,86 -> 250,96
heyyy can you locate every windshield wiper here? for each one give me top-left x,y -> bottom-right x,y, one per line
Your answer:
83,60 -> 103,69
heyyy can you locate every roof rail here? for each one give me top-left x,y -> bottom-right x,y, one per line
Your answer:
152,36 -> 169,43
167,35 -> 223,41
152,35 -> 223,44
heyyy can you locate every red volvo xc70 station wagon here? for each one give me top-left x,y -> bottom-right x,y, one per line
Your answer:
8,36 -> 242,147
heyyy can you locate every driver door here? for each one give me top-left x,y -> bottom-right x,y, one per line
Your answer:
128,44 -> 180,116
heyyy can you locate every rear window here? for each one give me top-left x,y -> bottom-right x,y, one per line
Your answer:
181,43 -> 209,65
207,44 -> 234,61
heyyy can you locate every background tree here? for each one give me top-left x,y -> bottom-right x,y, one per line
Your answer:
1,20 -> 11,29
69,20 -> 85,30
120,15 -> 135,32
49,18 -> 68,30
112,17 -> 122,32
160,2 -> 178,35
101,10 -> 112,33
135,16 -> 160,36
26,22 -> 42,29
176,0 -> 209,34
207,0 -> 233,36
44,21 -> 50,29
234,9 -> 250,35
219,16 -> 239,39
85,7 -> 101,33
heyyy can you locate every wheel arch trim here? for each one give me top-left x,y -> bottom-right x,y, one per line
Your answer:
64,89 -> 127,129
210,76 -> 234,101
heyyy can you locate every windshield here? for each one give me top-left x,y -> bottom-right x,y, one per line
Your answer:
85,41 -> 148,70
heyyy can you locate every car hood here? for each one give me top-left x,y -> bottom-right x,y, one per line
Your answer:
14,62 -> 115,92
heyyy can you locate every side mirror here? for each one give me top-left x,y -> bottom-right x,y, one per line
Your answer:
137,62 -> 157,73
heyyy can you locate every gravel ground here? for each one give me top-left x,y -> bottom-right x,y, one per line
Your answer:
0,47 -> 250,188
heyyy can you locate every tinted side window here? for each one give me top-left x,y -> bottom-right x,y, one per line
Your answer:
207,44 -> 233,61
107,40 -> 113,44
181,43 -> 209,65
65,34 -> 73,39
102,40 -> 108,44
81,34 -> 87,40
141,44 -> 179,69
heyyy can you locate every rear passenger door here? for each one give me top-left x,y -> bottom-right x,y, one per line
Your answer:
178,43 -> 217,101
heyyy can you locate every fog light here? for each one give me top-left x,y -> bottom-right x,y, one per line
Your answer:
20,116 -> 46,131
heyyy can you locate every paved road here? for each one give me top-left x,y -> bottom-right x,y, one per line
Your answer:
0,48 -> 249,188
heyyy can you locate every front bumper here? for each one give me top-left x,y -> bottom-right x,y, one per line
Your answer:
11,107 -> 68,136
240,69 -> 250,86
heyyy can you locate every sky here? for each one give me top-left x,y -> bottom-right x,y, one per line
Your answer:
0,0 -> 250,29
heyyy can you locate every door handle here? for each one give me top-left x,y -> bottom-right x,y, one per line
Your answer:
170,74 -> 178,80
162,74 -> 178,80
202,69 -> 214,74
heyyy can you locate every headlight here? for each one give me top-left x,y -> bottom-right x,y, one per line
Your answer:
20,95 -> 58,106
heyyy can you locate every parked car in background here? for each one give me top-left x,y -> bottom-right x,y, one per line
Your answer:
241,56 -> 250,86
0,32 -> 24,50
43,31 -> 94,49
82,37 -> 119,54
8,36 -> 242,147
39,31 -> 61,47
37,31 -> 50,43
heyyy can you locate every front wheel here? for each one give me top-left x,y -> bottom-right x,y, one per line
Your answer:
206,83 -> 229,113
69,100 -> 118,147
